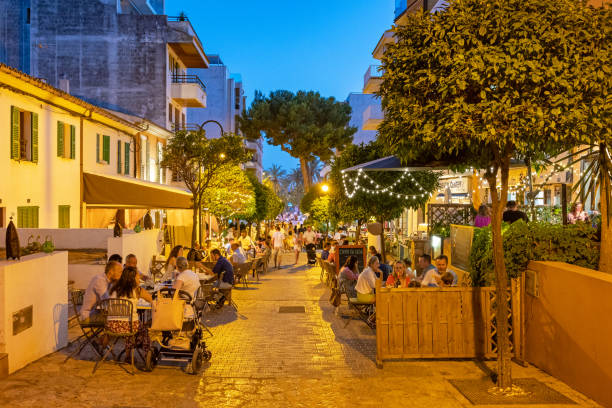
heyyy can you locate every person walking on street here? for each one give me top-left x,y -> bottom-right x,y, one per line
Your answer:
271,225 -> 285,269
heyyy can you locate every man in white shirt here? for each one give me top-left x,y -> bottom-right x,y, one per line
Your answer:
271,225 -> 285,269
230,243 -> 247,264
303,226 -> 317,246
80,261 -> 122,321
419,254 -> 441,287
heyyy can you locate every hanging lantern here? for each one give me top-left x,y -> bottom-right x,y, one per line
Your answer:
143,211 -> 153,230
113,218 -> 123,237
5,217 -> 20,260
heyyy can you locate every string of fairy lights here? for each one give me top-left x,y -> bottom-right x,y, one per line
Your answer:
341,161 -> 575,202
341,168 -> 430,200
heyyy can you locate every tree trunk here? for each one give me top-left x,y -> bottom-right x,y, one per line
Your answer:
191,195 -> 198,247
299,157 -> 311,192
236,219 -> 240,235
356,220 -> 362,244
379,215 -> 387,264
486,161 -> 513,389
599,170 -> 612,273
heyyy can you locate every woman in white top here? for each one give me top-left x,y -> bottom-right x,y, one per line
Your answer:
107,266 -> 153,355
355,255 -> 381,303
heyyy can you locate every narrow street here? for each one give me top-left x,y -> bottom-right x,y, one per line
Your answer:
0,253 -> 598,407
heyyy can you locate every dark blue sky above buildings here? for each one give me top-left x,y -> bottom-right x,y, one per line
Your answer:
166,1 -> 392,171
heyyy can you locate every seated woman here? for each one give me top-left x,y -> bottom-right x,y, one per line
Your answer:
386,260 -> 411,288
107,266 -> 153,357
355,255 -> 380,303
161,245 -> 183,281
338,255 -> 359,298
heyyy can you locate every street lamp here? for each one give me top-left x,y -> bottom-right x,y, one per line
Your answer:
321,183 -> 329,193
197,120 -> 225,244
320,183 -> 331,237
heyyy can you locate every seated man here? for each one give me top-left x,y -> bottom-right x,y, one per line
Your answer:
80,261 -> 122,322
204,249 -> 235,307
125,253 -> 151,284
172,256 -> 200,299
230,242 -> 247,264
321,242 -> 331,261
237,230 -> 255,257
435,254 -> 457,286
418,254 -> 440,287
224,238 -> 235,256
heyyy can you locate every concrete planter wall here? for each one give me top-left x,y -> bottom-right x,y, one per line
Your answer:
0,252 -> 68,374
525,261 -> 612,408
0,228 -> 115,250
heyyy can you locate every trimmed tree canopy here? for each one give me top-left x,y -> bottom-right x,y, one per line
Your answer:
240,90 -> 357,191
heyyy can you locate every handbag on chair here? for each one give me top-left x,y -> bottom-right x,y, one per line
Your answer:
150,289 -> 185,331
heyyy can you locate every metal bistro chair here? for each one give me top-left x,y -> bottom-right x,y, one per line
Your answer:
93,298 -> 139,375
325,262 -> 336,287
345,296 -> 376,329
194,283 -> 215,337
64,289 -> 105,363
232,263 -> 250,288
219,271 -> 238,311
318,257 -> 325,282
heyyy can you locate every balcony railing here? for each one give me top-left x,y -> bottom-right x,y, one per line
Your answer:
171,74 -> 206,92
363,65 -> 383,93
168,15 -> 189,22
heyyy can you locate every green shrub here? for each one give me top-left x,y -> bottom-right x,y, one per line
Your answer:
468,220 -> 599,286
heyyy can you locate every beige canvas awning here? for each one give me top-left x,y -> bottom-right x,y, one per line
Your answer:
84,172 -> 192,209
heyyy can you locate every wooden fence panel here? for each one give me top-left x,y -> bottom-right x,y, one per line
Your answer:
376,281 -> 522,366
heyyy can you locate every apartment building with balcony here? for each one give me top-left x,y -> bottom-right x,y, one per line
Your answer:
0,0 -> 208,132
188,55 -> 263,181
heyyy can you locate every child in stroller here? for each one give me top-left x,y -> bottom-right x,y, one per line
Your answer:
146,288 -> 212,374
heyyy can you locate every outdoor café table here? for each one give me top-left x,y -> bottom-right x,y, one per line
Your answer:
137,298 -> 152,324
198,273 -> 217,283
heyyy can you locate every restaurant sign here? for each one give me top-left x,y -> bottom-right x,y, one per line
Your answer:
439,178 -> 469,194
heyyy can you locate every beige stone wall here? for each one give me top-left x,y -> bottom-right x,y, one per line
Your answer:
525,261 -> 612,408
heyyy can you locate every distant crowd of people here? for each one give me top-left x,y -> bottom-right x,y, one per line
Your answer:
473,200 -> 590,227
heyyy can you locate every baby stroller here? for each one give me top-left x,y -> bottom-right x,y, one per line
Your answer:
145,288 -> 212,374
305,243 -> 317,265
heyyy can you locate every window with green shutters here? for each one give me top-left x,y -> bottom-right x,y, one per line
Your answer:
10,106 -> 38,163
17,206 -> 39,228
103,135 -> 110,163
117,140 -> 122,174
58,205 -> 70,228
124,142 -> 130,175
56,121 -> 76,159
96,134 -> 110,164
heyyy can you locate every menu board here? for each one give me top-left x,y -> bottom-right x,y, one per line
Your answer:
335,245 -> 367,274
450,224 -> 474,271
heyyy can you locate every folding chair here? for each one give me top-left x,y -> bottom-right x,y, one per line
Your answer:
233,263 -> 249,288
194,283 -> 215,336
93,299 -> 139,375
64,290 -> 104,363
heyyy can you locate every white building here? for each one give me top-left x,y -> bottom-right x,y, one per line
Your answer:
0,64 -> 192,230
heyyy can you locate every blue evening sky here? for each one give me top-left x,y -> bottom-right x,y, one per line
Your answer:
166,1 -> 393,171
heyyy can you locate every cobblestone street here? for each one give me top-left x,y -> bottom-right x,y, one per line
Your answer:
0,254 -> 601,407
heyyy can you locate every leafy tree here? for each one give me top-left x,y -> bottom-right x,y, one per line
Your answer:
307,196 -> 332,232
202,164 -> 255,225
329,141 -> 438,256
377,0 -> 610,388
240,90 -> 356,191
161,130 -> 250,246
265,164 -> 287,194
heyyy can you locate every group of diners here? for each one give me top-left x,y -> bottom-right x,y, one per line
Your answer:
336,253 -> 458,303
79,247 -> 240,357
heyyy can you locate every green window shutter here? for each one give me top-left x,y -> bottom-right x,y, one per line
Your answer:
32,206 -> 39,228
11,106 -> 20,159
124,142 -> 130,175
31,112 -> 38,163
70,125 -> 76,159
117,140 -> 122,174
57,121 -> 64,157
145,139 -> 150,180
17,207 -> 25,228
58,205 -> 70,228
103,135 -> 110,163
96,134 -> 100,162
